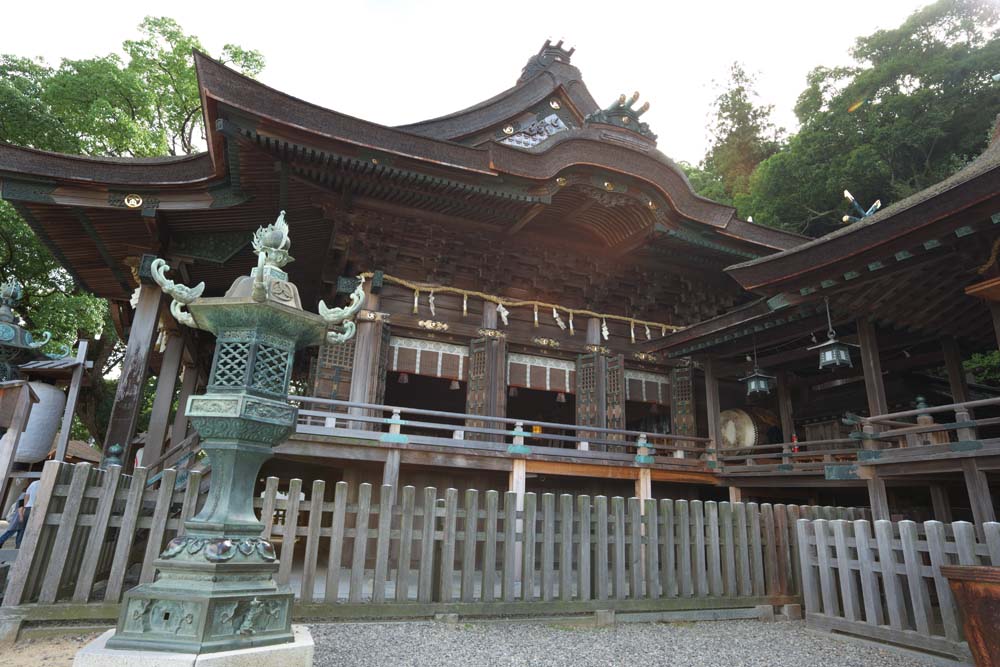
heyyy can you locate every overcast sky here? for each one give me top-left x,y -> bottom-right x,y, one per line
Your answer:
8,0 -> 929,163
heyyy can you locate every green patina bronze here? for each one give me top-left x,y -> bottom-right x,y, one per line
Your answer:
106,211 -> 364,655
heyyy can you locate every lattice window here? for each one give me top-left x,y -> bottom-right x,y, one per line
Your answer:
251,342 -> 290,395
212,342 -> 250,387
319,338 -> 354,371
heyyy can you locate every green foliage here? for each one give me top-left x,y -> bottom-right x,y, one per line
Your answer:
701,63 -> 783,208
964,350 -> 1000,385
0,17 -> 263,441
742,0 -> 1000,234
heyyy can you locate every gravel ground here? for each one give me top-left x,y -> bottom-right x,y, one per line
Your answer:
310,619 -> 944,667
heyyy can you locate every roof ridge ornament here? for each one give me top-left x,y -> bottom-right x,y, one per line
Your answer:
518,39 -> 576,84
842,190 -> 881,224
585,92 -> 657,141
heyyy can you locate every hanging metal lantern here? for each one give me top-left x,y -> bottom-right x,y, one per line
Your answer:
807,298 -> 856,369
741,336 -> 774,395
741,367 -> 775,396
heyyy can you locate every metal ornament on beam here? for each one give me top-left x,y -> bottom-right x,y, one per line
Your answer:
106,211 -> 364,655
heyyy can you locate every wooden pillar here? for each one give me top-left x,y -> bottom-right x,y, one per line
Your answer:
53,340 -> 89,462
962,459 -> 996,527
942,337 -> 970,405
703,358 -> 721,452
635,468 -> 652,504
776,371 -> 795,441
991,302 -> 1000,352
348,313 -> 390,427
382,449 -> 401,507
866,476 -> 890,521
104,263 -> 162,467
509,458 -> 526,580
930,484 -> 953,523
171,363 -> 199,446
142,332 -> 184,467
0,383 -> 35,505
728,487 -> 743,504
856,318 -> 888,418
467,306 -> 507,439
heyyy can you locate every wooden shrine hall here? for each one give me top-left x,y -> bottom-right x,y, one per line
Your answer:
0,41 -> 998,526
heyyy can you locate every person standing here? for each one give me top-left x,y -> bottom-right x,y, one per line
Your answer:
0,492 -> 24,548
12,480 -> 40,549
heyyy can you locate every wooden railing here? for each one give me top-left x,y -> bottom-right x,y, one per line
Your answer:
860,395 -> 1000,448
719,438 -> 860,475
797,517 -> 1000,660
292,395 -> 711,465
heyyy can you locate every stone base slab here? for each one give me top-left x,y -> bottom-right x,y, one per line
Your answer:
74,625 -> 313,666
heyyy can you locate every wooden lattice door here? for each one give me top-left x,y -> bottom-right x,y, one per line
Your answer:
605,354 -> 626,445
311,337 -> 355,400
670,366 -> 696,438
465,336 -> 506,441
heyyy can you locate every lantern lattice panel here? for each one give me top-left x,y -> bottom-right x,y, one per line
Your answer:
212,342 -> 251,387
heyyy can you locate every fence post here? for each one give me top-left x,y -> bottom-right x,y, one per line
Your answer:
795,519 -> 819,614
3,460 -> 63,607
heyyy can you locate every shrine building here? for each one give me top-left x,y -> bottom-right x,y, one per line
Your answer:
1,41 -> 998,526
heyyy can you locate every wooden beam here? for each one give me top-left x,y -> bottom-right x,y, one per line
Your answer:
506,203 -> 546,236
941,337 -> 970,405
104,268 -> 162,469
930,484 -> 953,523
703,358 -> 721,451
961,459 -> 996,527
866,477 -> 890,521
856,318 -> 888,417
142,332 -> 184,467
776,371 -> 795,441
0,384 -> 35,505
54,340 -> 89,462
171,362 -> 199,446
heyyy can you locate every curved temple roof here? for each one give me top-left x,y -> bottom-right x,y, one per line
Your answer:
0,42 -> 810,304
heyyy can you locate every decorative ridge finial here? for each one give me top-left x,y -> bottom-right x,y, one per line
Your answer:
585,92 -> 656,141
842,190 -> 881,224
518,39 -> 577,84
252,210 -> 293,270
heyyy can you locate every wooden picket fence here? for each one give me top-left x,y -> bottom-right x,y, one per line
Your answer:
2,460 -> 872,618
3,460 -> 204,607
797,518 -> 1000,660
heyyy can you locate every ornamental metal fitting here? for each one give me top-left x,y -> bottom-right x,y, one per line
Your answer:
150,211 -> 365,345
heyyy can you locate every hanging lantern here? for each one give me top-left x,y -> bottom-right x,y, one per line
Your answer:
508,386 -> 519,398
555,392 -> 567,403
741,336 -> 774,396
807,297 -> 856,369
741,367 -> 775,396
398,372 -> 409,384
449,379 -> 461,390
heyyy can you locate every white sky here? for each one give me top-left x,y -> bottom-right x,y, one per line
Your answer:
8,0 -> 928,163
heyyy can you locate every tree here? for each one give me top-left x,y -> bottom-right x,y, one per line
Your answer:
0,17 -> 264,444
743,0 -> 1000,234
688,63 -> 783,214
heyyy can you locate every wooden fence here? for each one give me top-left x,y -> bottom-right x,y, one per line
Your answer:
797,518 -> 1000,660
3,460 -> 871,618
2,460 -> 203,607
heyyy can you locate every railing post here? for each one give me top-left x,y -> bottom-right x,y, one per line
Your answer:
380,409 -> 407,444
508,420 -> 531,455
634,434 -> 654,464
